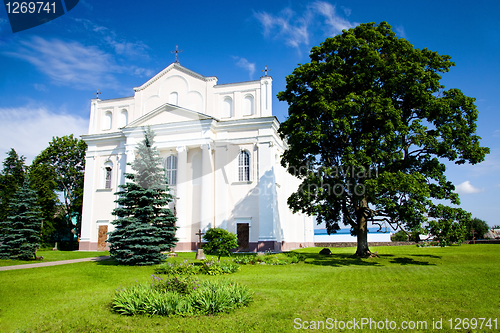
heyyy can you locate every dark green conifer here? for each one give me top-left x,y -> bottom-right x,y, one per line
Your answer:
0,177 -> 43,260
107,127 -> 178,265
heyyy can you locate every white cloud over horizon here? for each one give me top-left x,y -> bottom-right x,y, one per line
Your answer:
0,105 -> 89,164
455,180 -> 483,195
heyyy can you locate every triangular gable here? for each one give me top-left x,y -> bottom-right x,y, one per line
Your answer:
125,103 -> 219,128
133,62 -> 217,92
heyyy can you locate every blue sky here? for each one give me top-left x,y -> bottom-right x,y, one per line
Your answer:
0,0 -> 499,227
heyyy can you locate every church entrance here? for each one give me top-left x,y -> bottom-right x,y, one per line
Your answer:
98,225 -> 108,250
237,223 -> 249,251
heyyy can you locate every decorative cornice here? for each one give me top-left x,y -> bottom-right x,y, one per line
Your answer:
133,63 -> 217,92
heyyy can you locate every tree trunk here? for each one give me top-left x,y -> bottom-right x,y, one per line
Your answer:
355,199 -> 371,257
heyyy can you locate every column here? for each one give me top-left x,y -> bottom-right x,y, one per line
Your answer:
175,146 -> 188,242
258,142 -> 277,243
200,143 -> 214,232
79,153 -> 95,250
214,145 -> 228,229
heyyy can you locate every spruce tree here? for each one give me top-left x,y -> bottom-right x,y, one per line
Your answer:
0,149 -> 26,224
0,177 -> 43,260
107,127 -> 178,265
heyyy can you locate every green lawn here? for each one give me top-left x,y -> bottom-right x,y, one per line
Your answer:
0,245 -> 498,332
0,250 -> 109,267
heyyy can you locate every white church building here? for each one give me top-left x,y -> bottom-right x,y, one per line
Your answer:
79,62 -> 315,252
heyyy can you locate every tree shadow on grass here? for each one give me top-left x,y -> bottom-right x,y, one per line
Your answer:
389,257 -> 435,266
304,253 -> 382,267
303,252 -> 440,267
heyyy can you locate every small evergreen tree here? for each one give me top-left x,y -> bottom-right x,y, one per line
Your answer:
202,228 -> 238,262
0,177 -> 43,260
107,127 -> 178,265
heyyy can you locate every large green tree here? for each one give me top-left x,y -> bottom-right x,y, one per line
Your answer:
0,177 -> 43,260
0,149 -> 26,224
31,135 -> 87,243
278,22 -> 489,256
107,127 -> 178,265
27,162 -> 58,246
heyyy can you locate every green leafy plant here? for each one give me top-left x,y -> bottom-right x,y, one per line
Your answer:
200,259 -> 240,275
202,228 -> 238,262
112,275 -> 252,317
150,274 -> 199,294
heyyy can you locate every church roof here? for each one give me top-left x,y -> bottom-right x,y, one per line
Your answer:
133,62 -> 218,92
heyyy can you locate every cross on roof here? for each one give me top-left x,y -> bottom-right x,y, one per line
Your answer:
95,89 -> 101,99
171,45 -> 183,63
262,65 -> 271,77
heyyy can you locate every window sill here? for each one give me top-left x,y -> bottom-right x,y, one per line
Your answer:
231,181 -> 252,185
96,188 -> 114,192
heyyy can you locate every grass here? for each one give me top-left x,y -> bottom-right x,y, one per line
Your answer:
0,245 -> 499,332
0,250 -> 109,266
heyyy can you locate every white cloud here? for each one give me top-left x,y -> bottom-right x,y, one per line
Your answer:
0,105 -> 88,163
33,83 -> 48,92
254,1 -> 357,50
455,181 -> 483,195
254,7 -> 310,49
3,36 -> 123,90
3,36 -> 153,90
310,1 -> 355,34
234,57 -> 256,79
394,25 -> 407,39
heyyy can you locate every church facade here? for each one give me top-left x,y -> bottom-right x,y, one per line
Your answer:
79,62 -> 315,252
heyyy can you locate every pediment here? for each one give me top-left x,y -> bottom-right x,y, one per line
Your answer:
126,103 -> 218,128
133,62 -> 217,92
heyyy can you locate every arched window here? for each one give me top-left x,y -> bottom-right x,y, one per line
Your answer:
221,97 -> 232,118
104,161 -> 113,189
102,111 -> 112,130
169,92 -> 178,105
238,151 -> 250,182
165,155 -> 177,185
243,95 -> 254,116
119,109 -> 128,127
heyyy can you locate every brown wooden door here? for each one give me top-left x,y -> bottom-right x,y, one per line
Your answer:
98,225 -> 108,251
237,223 -> 249,251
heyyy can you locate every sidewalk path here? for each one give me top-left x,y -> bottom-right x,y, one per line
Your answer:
0,256 -> 110,271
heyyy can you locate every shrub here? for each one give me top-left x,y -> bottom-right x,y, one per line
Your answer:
202,228 -> 238,262
391,230 -> 409,242
155,259 -> 200,275
200,259 -> 240,275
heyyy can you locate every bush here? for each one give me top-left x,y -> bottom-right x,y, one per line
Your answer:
200,259 -> 240,275
155,259 -> 200,275
391,230 -> 409,242
202,228 -> 238,262
112,275 -> 252,317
